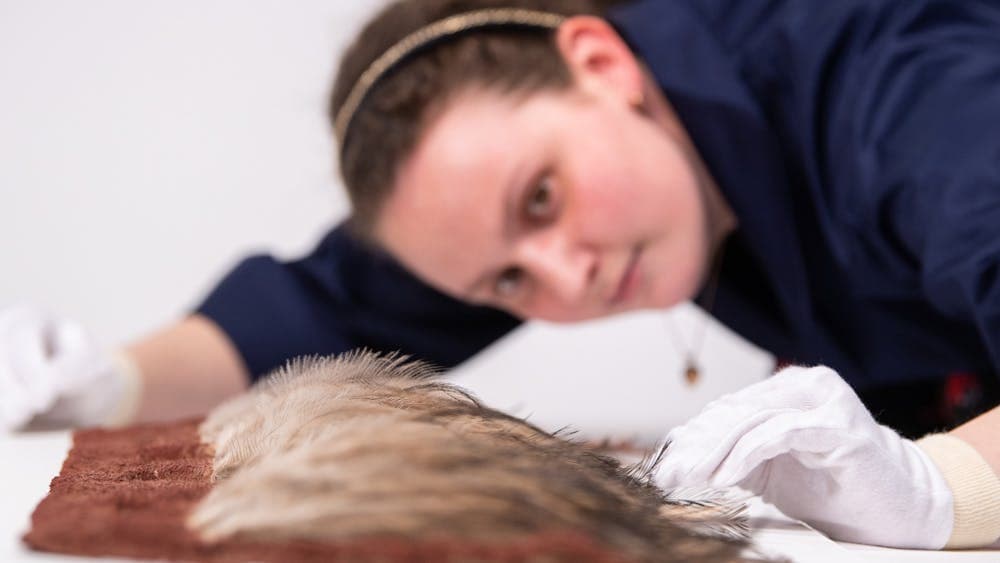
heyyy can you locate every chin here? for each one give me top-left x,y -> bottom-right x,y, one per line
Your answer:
645,292 -> 685,312
539,310 -> 610,324
648,267 -> 702,310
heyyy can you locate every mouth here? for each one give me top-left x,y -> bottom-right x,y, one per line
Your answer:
609,245 -> 643,306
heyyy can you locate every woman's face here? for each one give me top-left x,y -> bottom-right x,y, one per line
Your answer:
374,84 -> 712,323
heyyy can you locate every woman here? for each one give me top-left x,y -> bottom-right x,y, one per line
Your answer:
3,0 -> 999,550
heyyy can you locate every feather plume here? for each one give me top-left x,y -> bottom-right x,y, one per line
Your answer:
190,350 -> 764,562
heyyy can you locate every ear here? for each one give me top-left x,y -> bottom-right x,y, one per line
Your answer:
555,16 -> 644,106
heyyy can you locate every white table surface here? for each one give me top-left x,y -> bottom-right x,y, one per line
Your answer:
2,431 -> 998,563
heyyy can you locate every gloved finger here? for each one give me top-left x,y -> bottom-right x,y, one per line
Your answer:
4,312 -> 55,413
710,424 -> 856,488
655,366 -> 857,489
0,317 -> 36,430
664,366 -> 850,454
664,404 -> 858,490
708,377 -> 886,487
744,423 -> 931,482
48,317 -> 93,357
697,366 -> 848,417
0,327 -> 42,431
656,405 -> 804,488
708,401 -> 906,489
48,318 -> 104,395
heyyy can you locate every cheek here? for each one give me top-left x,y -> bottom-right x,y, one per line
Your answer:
568,140 -> 699,243
647,225 -> 707,305
571,175 -> 692,248
564,167 -> 647,241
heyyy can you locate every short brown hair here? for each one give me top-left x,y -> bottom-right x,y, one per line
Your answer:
329,0 -> 619,241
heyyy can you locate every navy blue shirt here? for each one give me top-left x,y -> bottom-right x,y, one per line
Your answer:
198,0 -> 1000,390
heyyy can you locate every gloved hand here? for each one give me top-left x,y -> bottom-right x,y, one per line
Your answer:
654,365 -> 954,549
0,305 -> 142,432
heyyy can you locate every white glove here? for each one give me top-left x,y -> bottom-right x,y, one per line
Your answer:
0,305 -> 142,432
654,365 -> 954,549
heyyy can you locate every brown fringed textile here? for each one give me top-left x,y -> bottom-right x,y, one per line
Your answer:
22,418 -> 638,562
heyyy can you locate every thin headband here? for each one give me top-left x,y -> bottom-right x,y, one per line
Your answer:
334,8 -> 566,150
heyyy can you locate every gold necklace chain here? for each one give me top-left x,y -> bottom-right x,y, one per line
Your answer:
666,236 -> 728,386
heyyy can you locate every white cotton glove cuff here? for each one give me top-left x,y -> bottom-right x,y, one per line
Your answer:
105,352 -> 144,426
917,434 -> 1000,549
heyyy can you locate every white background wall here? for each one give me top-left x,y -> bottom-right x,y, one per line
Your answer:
0,0 -> 773,443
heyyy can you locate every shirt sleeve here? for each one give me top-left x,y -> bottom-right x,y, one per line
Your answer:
854,2 -> 1000,371
194,223 -> 521,383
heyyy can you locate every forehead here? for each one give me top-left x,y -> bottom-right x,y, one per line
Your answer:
400,91 -> 527,216
405,89 -> 567,190
374,91 -> 554,293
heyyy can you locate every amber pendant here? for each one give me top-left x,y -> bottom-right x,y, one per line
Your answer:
684,363 -> 700,386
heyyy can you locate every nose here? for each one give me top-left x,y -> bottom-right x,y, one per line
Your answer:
516,229 -> 598,305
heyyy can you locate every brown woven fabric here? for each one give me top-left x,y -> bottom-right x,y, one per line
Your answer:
23,418 -> 632,562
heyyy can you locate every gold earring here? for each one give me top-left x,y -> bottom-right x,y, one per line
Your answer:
629,91 -> 645,110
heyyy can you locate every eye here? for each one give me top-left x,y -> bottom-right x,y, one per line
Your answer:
525,177 -> 555,220
494,267 -> 525,299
